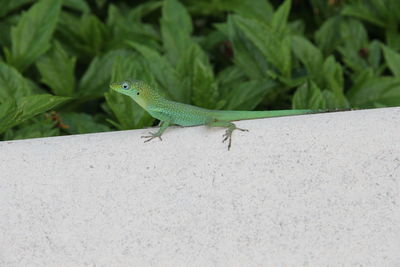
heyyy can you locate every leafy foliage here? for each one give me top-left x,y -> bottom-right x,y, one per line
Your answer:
0,0 -> 400,141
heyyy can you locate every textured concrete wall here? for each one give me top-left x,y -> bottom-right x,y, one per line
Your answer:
1,107 -> 400,266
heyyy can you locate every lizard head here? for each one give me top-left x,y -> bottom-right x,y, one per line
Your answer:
109,79 -> 156,108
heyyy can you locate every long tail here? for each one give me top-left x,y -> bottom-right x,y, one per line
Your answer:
212,109 -> 326,121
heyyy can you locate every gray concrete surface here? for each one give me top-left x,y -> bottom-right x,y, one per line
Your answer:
0,107 -> 400,267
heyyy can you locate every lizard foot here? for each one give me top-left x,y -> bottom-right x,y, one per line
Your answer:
222,127 -> 248,150
141,132 -> 162,143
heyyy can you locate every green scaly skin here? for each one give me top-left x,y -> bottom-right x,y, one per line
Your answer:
110,79 -> 320,150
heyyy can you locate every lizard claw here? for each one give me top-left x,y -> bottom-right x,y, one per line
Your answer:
222,129 -> 233,150
222,127 -> 249,150
141,132 -> 162,143
222,131 -> 230,143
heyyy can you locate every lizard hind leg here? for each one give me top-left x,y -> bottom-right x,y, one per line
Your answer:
206,119 -> 248,150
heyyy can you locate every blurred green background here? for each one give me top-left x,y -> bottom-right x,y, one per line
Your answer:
0,0 -> 399,141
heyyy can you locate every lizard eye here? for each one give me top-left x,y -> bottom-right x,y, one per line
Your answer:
121,82 -> 130,90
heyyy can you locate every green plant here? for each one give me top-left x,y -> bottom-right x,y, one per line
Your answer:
1,0 -> 399,141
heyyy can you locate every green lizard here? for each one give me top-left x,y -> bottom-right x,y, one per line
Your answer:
110,79 -> 319,150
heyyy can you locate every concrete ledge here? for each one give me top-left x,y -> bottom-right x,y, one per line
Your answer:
1,108 -> 400,266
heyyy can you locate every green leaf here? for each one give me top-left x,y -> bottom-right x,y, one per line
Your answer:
0,98 -> 20,133
17,94 -> 70,122
0,94 -> 69,133
342,0 -> 400,28
95,0 -> 106,8
36,42 -> 76,96
217,66 -> 246,99
322,56 -> 343,92
322,56 -> 348,107
233,15 -> 292,78
292,81 -> 326,109
63,0 -> 90,13
347,76 -> 400,107
322,90 -> 341,109
228,0 -> 273,21
342,1 -> 386,27
191,55 -> 219,109
79,14 -> 109,57
3,116 -> 59,140
224,17 -> 270,79
56,11 -> 82,51
0,0 -> 32,18
161,0 -> 193,65
0,61 -> 32,101
271,0 -> 291,34
223,79 -> 278,110
386,28 -> 400,51
106,4 -> 160,51
60,112 -> 110,134
316,16 -> 369,61
0,15 -> 18,48
337,19 -> 369,73
57,12 -> 110,59
291,35 -> 324,84
381,44 -> 400,77
367,40 -> 383,71
175,43 -> 219,107
339,18 -> 368,51
127,1 -> 163,21
78,49 -> 130,98
5,0 -> 62,72
309,0 -> 340,19
315,16 -> 341,54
